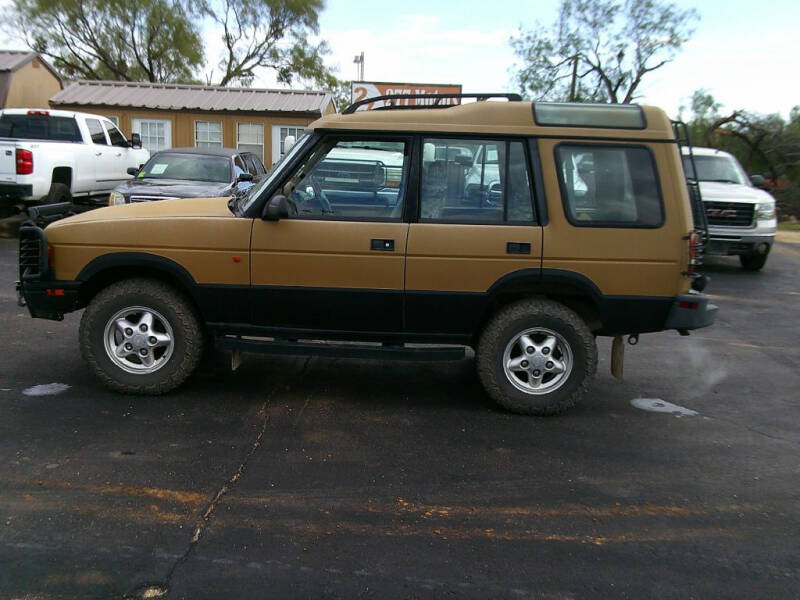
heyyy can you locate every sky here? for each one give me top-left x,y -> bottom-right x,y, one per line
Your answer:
1,0 -> 797,119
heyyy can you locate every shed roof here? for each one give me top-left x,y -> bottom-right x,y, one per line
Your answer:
0,50 -> 61,80
51,80 -> 333,115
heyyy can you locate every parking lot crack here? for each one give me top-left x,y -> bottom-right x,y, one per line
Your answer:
141,364 -> 305,598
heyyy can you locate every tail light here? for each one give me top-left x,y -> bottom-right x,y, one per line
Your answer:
688,231 -> 700,276
16,149 -> 33,175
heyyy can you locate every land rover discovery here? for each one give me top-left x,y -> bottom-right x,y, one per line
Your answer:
16,95 -> 716,415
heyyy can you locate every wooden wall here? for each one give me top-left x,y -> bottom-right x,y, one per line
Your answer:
5,59 -> 62,109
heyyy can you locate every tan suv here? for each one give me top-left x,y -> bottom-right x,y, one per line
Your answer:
16,95 -> 716,415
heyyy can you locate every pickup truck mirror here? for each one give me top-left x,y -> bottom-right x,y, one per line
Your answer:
236,172 -> 254,183
750,174 -> 766,188
127,167 -> 139,176
130,133 -> 142,149
263,195 -> 289,221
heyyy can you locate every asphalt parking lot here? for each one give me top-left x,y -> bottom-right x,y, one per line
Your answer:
0,234 -> 799,599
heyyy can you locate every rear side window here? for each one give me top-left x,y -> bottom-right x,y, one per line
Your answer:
420,138 -> 534,223
555,144 -> 663,228
0,114 -> 82,142
86,119 -> 108,145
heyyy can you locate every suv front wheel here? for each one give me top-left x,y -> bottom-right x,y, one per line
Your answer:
476,299 -> 597,415
79,278 -> 203,394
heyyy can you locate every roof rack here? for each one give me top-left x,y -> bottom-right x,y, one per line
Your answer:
343,92 -> 523,115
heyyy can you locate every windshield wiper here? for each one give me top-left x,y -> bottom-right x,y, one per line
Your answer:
704,178 -> 740,184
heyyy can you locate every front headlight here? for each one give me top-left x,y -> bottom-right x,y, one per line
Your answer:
756,201 -> 776,220
109,191 -> 125,206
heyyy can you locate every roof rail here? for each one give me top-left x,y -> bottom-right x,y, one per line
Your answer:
343,92 -> 523,115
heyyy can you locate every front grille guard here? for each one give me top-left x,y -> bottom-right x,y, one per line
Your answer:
18,224 -> 48,281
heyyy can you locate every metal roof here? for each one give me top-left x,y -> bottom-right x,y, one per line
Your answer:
0,50 -> 61,80
51,80 -> 333,115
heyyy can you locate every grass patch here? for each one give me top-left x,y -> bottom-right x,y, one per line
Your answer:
778,221 -> 800,231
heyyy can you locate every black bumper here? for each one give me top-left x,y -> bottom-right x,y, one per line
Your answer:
0,183 -> 33,200
17,279 -> 82,320
664,293 -> 718,331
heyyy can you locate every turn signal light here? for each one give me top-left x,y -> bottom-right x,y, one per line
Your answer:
16,149 -> 33,175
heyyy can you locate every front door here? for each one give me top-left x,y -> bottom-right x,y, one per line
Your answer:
250,134 -> 411,335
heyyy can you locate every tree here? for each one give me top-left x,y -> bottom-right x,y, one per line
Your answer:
6,0 -> 204,83
510,0 -> 699,103
200,0 -> 335,88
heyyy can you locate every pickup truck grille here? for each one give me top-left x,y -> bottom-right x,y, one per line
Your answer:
18,226 -> 44,279
704,201 -> 755,227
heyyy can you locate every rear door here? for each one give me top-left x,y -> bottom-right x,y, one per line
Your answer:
250,134 -> 411,334
405,136 -> 543,337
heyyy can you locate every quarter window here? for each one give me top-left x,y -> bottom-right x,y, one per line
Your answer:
86,118 -> 108,145
237,123 -> 264,161
282,138 -> 408,221
419,138 -> 534,223
195,121 -> 223,148
556,145 -> 663,227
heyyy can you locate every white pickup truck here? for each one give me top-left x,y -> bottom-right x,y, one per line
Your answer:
0,108 -> 149,216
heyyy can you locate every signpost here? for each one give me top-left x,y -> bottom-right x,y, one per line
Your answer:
350,81 -> 463,111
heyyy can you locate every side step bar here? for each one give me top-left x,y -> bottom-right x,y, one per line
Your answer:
216,337 -> 466,362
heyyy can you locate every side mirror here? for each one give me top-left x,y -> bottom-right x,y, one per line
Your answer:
263,195 -> 289,221
130,133 -> 142,149
236,172 -> 254,183
750,174 -> 766,188
127,167 -> 139,176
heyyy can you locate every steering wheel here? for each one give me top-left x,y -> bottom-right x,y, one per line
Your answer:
308,174 -> 334,214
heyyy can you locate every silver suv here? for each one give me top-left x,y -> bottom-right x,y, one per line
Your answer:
682,147 -> 777,270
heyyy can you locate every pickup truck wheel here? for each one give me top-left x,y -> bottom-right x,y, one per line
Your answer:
739,252 -> 768,271
79,279 -> 203,394
45,182 -> 71,204
476,299 -> 597,415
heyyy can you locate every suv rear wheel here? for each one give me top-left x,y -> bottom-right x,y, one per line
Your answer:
79,278 -> 203,394
476,299 -> 597,415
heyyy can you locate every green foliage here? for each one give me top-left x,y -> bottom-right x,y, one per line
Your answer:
685,90 -> 800,219
6,0 -> 204,83
200,0 -> 335,88
510,0 -> 698,103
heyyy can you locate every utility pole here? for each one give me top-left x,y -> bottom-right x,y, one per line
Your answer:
353,51 -> 364,81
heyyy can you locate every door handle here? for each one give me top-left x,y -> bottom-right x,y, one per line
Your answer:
506,242 -> 531,254
95,152 -> 103,156
115,152 -> 122,157
371,239 -> 395,251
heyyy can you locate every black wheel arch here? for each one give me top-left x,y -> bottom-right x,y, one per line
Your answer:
473,268 -> 603,344
76,253 -> 200,311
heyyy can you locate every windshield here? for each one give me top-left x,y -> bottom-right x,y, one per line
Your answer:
682,154 -> 748,185
240,132 -> 313,212
138,153 -> 232,183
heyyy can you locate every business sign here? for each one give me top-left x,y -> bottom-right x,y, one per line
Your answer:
350,81 -> 463,111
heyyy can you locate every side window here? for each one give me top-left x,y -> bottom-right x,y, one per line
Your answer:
420,138 -> 534,223
86,118 -> 108,145
233,156 -> 247,177
243,154 -> 259,176
104,121 -> 128,147
282,138 -> 408,221
556,145 -> 663,227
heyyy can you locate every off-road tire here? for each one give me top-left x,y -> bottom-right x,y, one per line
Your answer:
79,278 -> 203,394
739,252 -> 768,271
476,299 -> 597,416
45,182 -> 71,204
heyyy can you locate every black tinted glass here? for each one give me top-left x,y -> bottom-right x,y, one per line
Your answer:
0,114 -> 82,142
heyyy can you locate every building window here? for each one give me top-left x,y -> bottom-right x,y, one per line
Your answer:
195,121 -> 222,148
237,123 -> 264,161
272,125 -> 306,164
106,116 -> 119,127
132,118 -> 171,153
